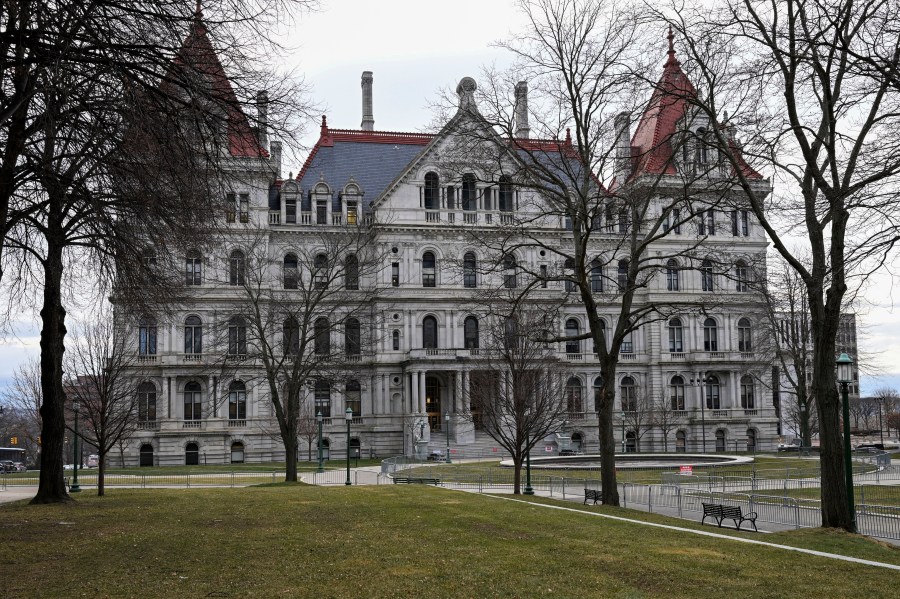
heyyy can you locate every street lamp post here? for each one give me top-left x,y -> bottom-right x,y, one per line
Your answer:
316,411 -> 324,473
524,409 -> 534,496
444,412 -> 451,463
70,401 -> 81,493
876,398 -> 885,447
691,373 -> 708,453
620,411 -> 626,453
837,353 -> 856,533
344,407 -> 353,486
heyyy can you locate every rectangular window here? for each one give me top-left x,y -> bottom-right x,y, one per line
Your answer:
139,326 -> 157,356
239,193 -> 250,223
391,262 -> 400,287
226,192 -> 236,223
621,332 -> 634,354
731,210 -> 738,236
347,202 -> 357,225
446,186 -> 455,210
286,198 -> 297,223
540,265 -> 548,289
706,210 -> 715,235
741,210 -> 749,236
316,201 -> 327,224
483,187 -> 492,211
672,208 -> 681,234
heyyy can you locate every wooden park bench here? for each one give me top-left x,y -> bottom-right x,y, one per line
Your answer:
584,488 -> 602,505
701,502 -> 758,531
392,477 -> 441,485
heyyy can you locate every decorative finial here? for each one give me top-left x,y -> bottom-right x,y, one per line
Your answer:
456,77 -> 478,111
320,115 -> 328,136
665,25 -> 680,67
564,128 -> 572,146
195,0 -> 203,20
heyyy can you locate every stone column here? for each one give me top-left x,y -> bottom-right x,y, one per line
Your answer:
455,370 -> 463,413
408,371 -> 416,414
418,371 -> 427,413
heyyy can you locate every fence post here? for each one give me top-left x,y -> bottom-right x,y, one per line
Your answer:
648,486 -> 653,513
479,475 -> 483,494
562,477 -> 567,500
142,473 -> 146,489
622,483 -> 627,509
677,487 -> 682,519
186,473 -> 190,488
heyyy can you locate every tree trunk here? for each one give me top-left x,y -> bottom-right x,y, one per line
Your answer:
284,435 -> 298,482
597,359 -> 620,506
513,456 -> 522,495
98,453 -> 106,497
31,229 -> 70,504
308,441 -> 312,462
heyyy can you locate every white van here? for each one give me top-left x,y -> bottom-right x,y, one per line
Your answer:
87,454 -> 99,468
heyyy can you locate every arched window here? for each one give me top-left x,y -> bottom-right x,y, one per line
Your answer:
314,380 -> 331,417
423,315 -> 438,349
283,254 -> 298,289
696,127 -> 709,164
565,319 -> 580,354
392,330 -> 400,351
668,318 -> 683,352
464,316 -> 479,349
715,429 -> 726,452
186,250 -> 202,285
705,375 -> 721,409
700,259 -> 715,291
184,382 -> 202,420
463,252 -> 477,288
227,316 -> 247,356
424,172 -> 440,210
138,316 -> 157,356
593,376 -> 604,408
666,259 -> 679,291
345,255 -> 359,290
230,441 -> 244,464
503,316 -> 519,350
462,174 -> 477,211
503,254 -> 517,289
137,382 -> 157,422
703,317 -> 718,351
229,381 -> 247,420
566,377 -> 583,413
422,251 -> 436,287
564,257 -> 576,292
283,317 -> 299,355
184,316 -> 202,355
590,259 -> 604,292
669,375 -> 685,410
617,259 -> 629,292
498,176 -> 514,212
621,329 -> 634,354
740,375 -> 755,409
675,430 -> 686,452
314,317 -> 330,355
620,376 -> 636,411
346,380 -> 361,418
736,260 -> 750,292
345,318 -> 361,356
185,442 -> 199,466
139,443 -> 154,467
314,253 -> 328,289
738,317 -> 752,352
229,250 -> 245,286
746,428 -> 757,452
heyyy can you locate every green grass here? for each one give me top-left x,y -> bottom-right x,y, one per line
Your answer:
1,486 -> 898,597
784,485 -> 900,507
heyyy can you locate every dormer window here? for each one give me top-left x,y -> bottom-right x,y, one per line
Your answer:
286,196 -> 297,223
462,174 -> 477,211
695,127 -> 709,164
424,172 -> 440,210
498,176 -> 513,212
347,201 -> 358,225
313,182 -> 331,225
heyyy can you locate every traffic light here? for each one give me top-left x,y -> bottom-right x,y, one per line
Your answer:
9,436 -> 17,445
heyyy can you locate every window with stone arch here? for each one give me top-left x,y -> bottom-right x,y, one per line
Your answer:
566,377 -> 583,413
424,171 -> 440,210
565,319 -> 580,354
314,379 -> 331,418
666,259 -> 680,291
669,375 -> 685,410
715,428 -> 727,452
227,316 -> 247,356
463,316 -> 479,349
503,254 -> 517,289
617,259 -> 629,292
463,252 -> 477,288
229,380 -> 247,421
184,315 -> 202,355
590,259 -> 604,292
392,330 -> 400,351
345,318 -> 361,356
139,315 -> 157,356
737,317 -> 753,352
700,259 -> 715,291
593,376 -> 604,408
461,173 -> 477,211
620,376 -> 637,411
740,375 -> 755,409
283,317 -> 299,355
703,317 -> 718,351
346,380 -> 361,418
422,315 -> 438,349
705,375 -> 721,409
314,317 -> 330,355
668,317 -> 683,352
229,249 -> 245,286
422,251 -> 437,287
314,253 -> 328,289
498,176 -> 514,212
186,250 -> 202,286
735,260 -> 751,292
184,381 -> 202,420
345,254 -> 359,290
676,430 -> 687,452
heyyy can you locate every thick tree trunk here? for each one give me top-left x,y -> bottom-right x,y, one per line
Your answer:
597,359 -> 620,506
98,453 -> 106,497
31,232 -> 70,504
284,435 -> 298,482
513,456 -> 523,495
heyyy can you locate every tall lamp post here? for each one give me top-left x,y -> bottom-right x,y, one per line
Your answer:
344,407 -> 353,486
690,373 -> 708,453
620,411 -> 626,453
444,412 -> 451,463
876,397 -> 885,447
524,409 -> 534,495
70,401 -> 81,493
837,353 -> 856,533
316,411 -> 324,473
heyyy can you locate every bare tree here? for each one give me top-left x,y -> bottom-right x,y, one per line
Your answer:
1,358 -> 43,465
446,0 -> 759,505
298,412 -> 319,463
669,0 -> 900,530
63,309 -> 145,496
652,392 -> 685,452
209,219 -> 383,482
622,384 -> 653,452
466,298 -> 568,494
871,387 -> 899,441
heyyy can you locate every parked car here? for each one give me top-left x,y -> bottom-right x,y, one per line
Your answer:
0,460 -> 14,473
12,462 -> 26,472
776,441 -> 801,452
426,450 -> 445,461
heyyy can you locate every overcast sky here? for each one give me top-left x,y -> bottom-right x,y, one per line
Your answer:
0,0 -> 897,396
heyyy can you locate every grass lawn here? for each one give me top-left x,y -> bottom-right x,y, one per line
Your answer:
1,485 -> 898,598
784,484 -> 900,507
